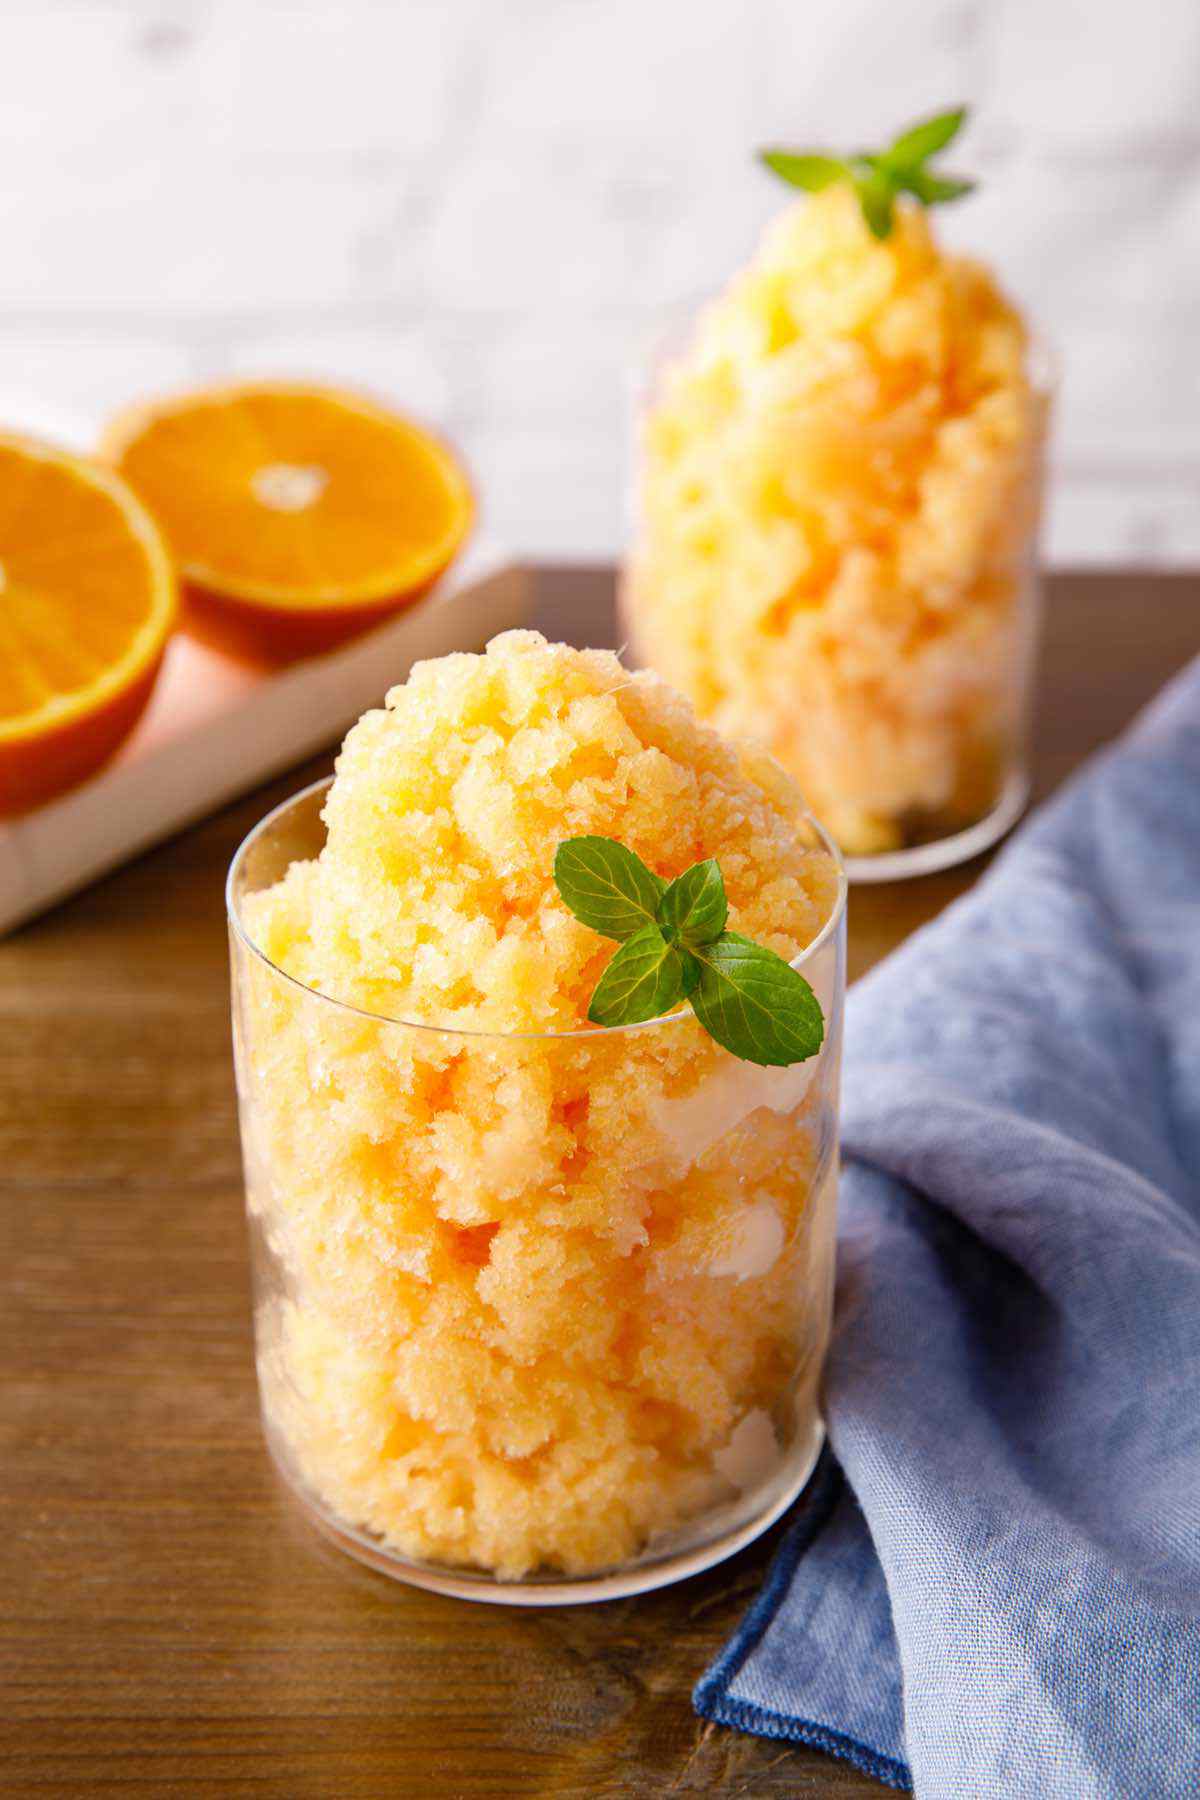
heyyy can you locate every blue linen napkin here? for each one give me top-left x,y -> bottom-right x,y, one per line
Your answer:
696,657 -> 1200,1797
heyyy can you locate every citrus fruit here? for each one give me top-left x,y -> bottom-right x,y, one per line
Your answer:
102,382 -> 473,661
0,435 -> 177,815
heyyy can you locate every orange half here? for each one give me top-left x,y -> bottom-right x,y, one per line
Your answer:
101,382 -> 474,660
0,436 -> 176,816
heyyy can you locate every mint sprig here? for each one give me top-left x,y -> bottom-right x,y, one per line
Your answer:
555,837 -> 824,1068
760,105 -> 975,241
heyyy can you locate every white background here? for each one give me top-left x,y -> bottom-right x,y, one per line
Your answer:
1,0 -> 1196,566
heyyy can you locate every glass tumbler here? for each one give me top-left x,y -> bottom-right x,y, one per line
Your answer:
228,779 -> 846,1603
622,323 -> 1055,883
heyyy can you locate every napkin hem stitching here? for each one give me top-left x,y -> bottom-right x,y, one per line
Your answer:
693,1449 -> 911,1790
696,1690 -> 911,1790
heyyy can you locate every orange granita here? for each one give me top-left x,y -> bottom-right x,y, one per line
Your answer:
625,185 -> 1047,856
234,631 -> 842,1578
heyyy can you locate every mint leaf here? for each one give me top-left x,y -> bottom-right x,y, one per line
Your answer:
758,151 -> 848,193
586,925 -> 685,1027
758,104 -> 974,241
894,168 -> 974,204
854,167 -> 895,240
559,836 -> 828,1065
656,858 -> 727,948
887,106 -> 967,169
554,837 -> 665,942
690,933 -> 825,1068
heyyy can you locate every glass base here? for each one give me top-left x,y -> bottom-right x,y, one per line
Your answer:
844,768 -> 1030,885
269,1415 -> 826,1607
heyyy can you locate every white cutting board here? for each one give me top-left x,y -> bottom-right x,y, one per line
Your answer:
0,540 -> 529,936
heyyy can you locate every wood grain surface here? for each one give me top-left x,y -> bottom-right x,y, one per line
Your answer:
2,567 -> 1196,1799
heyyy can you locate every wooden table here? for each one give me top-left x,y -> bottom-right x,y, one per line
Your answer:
2,569 -> 1196,1798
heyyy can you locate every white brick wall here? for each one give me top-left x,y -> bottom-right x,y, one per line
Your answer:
0,0 -> 1194,565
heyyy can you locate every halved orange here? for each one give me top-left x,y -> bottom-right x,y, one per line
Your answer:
0,436 -> 177,816
101,382 -> 474,661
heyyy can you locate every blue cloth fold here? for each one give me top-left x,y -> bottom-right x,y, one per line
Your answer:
696,658 -> 1200,1797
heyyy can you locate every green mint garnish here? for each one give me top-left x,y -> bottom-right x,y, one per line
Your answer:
760,105 -> 975,241
554,837 -> 824,1068
552,836 -> 665,940
689,933 -> 826,1069
655,857 -> 726,948
587,923 -> 688,1028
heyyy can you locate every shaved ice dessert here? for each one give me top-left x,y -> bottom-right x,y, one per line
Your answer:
625,183 -> 1049,859
229,630 -> 845,1586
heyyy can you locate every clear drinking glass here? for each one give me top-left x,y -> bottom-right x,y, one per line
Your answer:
228,778 -> 846,1603
622,323 -> 1055,883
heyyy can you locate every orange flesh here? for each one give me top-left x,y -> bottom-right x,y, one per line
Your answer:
0,436 -> 176,812
105,384 -> 473,612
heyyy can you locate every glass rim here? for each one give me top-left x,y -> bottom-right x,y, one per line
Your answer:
226,774 -> 847,1045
